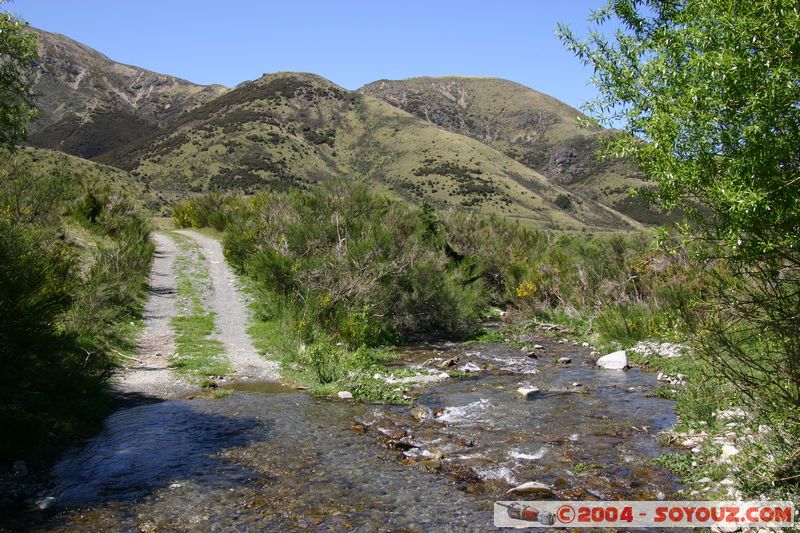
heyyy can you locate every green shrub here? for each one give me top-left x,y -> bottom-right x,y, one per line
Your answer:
172,191 -> 243,231
594,303 -> 656,348
305,341 -> 345,384
224,180 -> 486,343
0,155 -> 154,464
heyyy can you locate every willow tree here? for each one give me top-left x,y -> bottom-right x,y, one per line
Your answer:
0,4 -> 37,148
559,0 -> 800,488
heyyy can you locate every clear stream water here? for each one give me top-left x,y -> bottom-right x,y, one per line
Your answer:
26,338 -> 682,531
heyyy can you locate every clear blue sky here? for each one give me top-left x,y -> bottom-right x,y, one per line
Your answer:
8,0 -> 606,110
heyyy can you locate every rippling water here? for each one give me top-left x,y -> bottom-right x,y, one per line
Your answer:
32,340 -> 683,531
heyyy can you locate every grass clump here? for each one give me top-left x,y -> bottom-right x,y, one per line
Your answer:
170,314 -> 229,379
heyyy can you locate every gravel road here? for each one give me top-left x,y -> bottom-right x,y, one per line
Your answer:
115,233 -> 196,399
176,229 -> 281,382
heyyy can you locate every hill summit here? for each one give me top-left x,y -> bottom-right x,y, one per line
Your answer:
27,27 -> 227,158
360,77 -> 661,224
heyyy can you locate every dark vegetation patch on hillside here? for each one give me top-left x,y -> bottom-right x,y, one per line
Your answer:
29,108 -> 158,159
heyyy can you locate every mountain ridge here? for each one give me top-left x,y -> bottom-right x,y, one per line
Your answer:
359,76 -> 666,224
27,26 -> 228,158
97,71 -> 643,231
22,26 -> 658,230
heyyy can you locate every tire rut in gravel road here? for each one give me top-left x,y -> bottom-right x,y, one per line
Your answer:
176,229 -> 281,382
115,232 -> 196,400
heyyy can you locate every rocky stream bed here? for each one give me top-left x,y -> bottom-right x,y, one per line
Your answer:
9,336 -> 684,531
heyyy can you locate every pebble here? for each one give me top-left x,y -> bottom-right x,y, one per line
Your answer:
337,391 -> 354,400
572,382 -> 582,387
557,357 -> 572,365
682,437 -> 701,447
720,444 -> 739,461
715,407 -> 746,420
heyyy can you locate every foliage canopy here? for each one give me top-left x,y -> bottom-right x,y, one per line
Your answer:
0,5 -> 37,148
559,0 -> 800,264
560,0 -> 800,487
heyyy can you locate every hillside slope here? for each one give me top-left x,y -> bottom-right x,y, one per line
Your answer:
7,146 -> 161,211
26,27 -> 228,158
98,72 -> 642,231
359,77 -> 665,224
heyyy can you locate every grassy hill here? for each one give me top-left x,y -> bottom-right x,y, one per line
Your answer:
97,72 -> 642,231
359,77 -> 670,225
26,27 -> 228,159
8,146 -> 161,211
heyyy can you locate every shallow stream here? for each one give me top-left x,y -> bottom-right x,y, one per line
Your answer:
30,337 -> 681,531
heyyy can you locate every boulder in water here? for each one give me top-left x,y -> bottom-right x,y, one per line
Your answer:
460,362 -> 482,373
438,357 -> 459,369
36,497 -> 56,511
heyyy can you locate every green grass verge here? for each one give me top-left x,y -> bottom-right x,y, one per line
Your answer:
240,277 -> 417,404
167,233 -> 232,382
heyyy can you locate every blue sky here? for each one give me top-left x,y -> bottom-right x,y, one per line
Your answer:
9,0 -> 606,110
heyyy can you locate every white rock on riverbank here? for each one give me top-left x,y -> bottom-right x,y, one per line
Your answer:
596,350 -> 629,370
631,341 -> 688,358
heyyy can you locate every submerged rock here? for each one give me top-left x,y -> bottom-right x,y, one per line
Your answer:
36,496 -> 56,511
596,350 -> 629,370
515,386 -> 540,398
505,481 -> 554,497
418,459 -> 442,471
557,357 -> 572,365
410,405 -> 433,422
